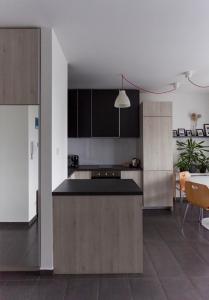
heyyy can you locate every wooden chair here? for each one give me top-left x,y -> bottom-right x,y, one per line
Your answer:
182,181 -> 209,226
175,171 -> 191,202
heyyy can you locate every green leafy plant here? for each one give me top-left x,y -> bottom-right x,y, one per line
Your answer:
176,138 -> 209,172
198,153 -> 209,173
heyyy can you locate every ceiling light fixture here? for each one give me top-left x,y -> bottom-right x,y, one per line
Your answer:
114,75 -> 131,108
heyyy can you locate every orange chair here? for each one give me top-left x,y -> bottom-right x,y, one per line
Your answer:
175,171 -> 191,202
182,181 -> 209,226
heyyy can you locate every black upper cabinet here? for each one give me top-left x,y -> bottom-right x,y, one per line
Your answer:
120,90 -> 140,137
78,90 -> 91,137
68,89 -> 139,138
68,89 -> 77,137
92,90 -> 119,137
68,89 -> 92,137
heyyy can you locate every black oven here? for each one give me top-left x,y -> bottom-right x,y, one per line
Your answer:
91,170 -> 121,179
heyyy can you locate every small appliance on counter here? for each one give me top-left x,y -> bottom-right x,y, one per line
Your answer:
130,158 -> 140,168
69,155 -> 79,168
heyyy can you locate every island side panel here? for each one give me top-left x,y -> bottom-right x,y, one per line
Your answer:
53,195 -> 143,274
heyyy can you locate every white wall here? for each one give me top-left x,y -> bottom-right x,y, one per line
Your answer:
140,91 -> 209,164
68,138 -> 139,165
52,31 -> 68,190
41,28 -> 68,270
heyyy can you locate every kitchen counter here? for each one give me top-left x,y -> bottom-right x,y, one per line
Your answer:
68,164 -> 142,177
53,178 -> 143,196
53,178 -> 143,274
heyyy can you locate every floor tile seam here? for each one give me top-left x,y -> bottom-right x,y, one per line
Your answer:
144,239 -> 185,280
127,278 -> 134,300
188,241 -> 209,267
165,239 -> 208,299
166,237 -> 209,270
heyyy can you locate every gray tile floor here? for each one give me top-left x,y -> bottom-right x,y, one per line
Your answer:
0,203 -> 209,299
0,221 -> 39,267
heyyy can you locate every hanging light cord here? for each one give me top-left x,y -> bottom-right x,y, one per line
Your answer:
187,77 -> 209,88
121,74 -> 176,94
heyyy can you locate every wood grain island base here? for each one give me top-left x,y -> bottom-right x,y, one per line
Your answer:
53,179 -> 143,274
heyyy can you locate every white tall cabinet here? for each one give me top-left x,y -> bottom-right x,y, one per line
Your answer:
141,101 -> 173,208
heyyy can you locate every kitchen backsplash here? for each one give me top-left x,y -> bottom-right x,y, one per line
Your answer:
68,138 -> 140,165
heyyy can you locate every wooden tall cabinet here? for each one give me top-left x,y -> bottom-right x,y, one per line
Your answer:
0,28 -> 40,105
142,101 -> 173,208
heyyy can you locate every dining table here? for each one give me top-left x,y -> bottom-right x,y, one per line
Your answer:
188,173 -> 209,230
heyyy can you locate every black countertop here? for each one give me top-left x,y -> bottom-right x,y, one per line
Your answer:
68,164 -> 142,176
53,179 -> 143,196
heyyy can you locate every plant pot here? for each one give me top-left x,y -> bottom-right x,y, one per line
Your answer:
199,166 -> 207,173
179,168 -> 189,172
189,165 -> 198,173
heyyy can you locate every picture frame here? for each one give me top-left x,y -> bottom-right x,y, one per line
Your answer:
173,130 -> 178,137
196,129 -> 204,137
186,130 -> 192,137
204,124 -> 209,137
178,128 -> 185,137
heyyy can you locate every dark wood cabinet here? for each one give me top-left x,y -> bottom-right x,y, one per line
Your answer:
68,89 -> 140,138
68,89 -> 92,137
68,89 -> 77,137
92,90 -> 119,137
120,90 -> 139,137
78,90 -> 91,137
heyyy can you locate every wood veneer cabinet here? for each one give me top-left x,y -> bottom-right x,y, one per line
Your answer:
141,101 -> 173,208
143,116 -> 172,171
143,171 -> 173,208
53,195 -> 143,274
69,171 -> 91,179
142,101 -> 172,117
0,28 -> 40,105
121,170 -> 142,188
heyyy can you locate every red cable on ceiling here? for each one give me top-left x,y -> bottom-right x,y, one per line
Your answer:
187,77 -> 209,88
122,74 -> 176,95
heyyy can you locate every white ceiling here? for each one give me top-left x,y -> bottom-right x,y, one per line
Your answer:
1,0 -> 209,92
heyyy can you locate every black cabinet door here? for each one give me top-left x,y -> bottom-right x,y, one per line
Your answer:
92,90 -> 119,137
68,89 -> 77,137
120,90 -> 140,137
78,90 -> 91,137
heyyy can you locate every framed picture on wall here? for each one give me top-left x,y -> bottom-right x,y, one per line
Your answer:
186,130 -> 192,137
178,128 -> 185,137
173,130 -> 178,137
196,129 -> 204,137
204,124 -> 209,137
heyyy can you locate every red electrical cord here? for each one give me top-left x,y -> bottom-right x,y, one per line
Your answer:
187,77 -> 209,88
121,74 -> 176,94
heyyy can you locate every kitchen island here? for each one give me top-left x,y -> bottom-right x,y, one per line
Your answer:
53,179 -> 143,274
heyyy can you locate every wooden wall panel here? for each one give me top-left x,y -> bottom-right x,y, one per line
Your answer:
0,28 -> 40,105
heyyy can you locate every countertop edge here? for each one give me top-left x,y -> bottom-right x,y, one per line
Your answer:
53,191 -> 143,196
52,179 -> 143,196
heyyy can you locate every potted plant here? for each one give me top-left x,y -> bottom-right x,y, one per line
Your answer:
176,138 -> 209,172
198,153 -> 209,173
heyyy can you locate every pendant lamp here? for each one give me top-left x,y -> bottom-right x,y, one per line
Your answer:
114,75 -> 131,108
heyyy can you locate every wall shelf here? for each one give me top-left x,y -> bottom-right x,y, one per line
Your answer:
173,136 -> 209,139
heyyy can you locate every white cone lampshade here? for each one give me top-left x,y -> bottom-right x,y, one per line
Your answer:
114,90 -> 131,108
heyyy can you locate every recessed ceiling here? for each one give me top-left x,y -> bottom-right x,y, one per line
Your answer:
1,0 -> 209,92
